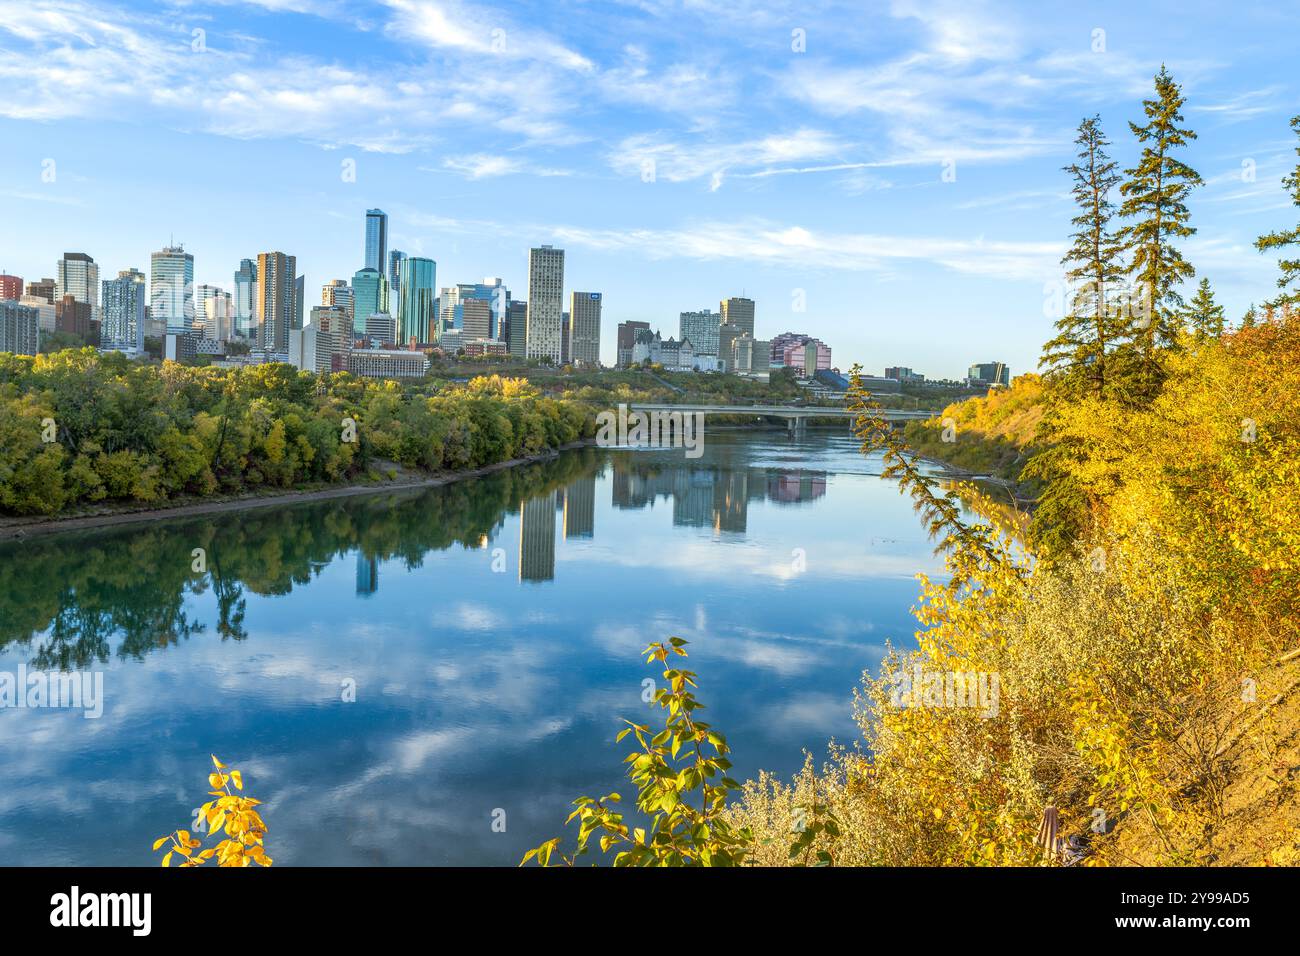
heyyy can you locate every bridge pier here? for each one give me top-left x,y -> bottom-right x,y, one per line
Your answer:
786,416 -> 806,437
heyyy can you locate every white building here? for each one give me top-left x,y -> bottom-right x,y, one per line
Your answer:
525,245 -> 564,362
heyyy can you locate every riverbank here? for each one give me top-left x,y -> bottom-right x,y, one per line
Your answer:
0,440 -> 594,542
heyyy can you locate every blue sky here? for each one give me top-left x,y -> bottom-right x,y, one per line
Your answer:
0,0 -> 1297,375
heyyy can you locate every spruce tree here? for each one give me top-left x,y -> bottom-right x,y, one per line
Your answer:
1180,277 -> 1226,340
1116,65 -> 1203,403
1041,116 -> 1124,400
1241,303 -> 1258,328
1255,115 -> 1300,308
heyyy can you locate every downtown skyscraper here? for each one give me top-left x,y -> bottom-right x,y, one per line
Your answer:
365,209 -> 388,274
568,291 -> 601,367
397,256 -> 435,346
525,245 -> 564,363
150,244 -> 194,334
57,252 -> 99,320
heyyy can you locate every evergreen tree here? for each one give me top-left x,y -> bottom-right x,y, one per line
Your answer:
1241,303 -> 1258,328
1255,114 -> 1300,308
1116,66 -> 1203,402
1041,116 -> 1125,400
1179,277 -> 1226,340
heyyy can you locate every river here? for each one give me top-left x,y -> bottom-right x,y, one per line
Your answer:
0,428 -> 950,865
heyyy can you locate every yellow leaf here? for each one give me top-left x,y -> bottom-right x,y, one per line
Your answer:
212,755 -> 226,769
230,770 -> 243,791
161,851 -> 173,868
152,837 -> 169,851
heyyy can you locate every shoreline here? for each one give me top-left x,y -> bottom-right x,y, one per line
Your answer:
0,439 -> 593,543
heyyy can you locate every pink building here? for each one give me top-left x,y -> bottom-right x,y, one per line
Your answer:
770,331 -> 832,373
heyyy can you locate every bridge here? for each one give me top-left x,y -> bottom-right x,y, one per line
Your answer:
626,402 -> 935,435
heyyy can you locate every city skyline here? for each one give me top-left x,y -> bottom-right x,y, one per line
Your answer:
3,2 -> 1297,377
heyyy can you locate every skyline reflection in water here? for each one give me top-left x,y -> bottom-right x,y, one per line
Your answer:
0,429 -> 947,865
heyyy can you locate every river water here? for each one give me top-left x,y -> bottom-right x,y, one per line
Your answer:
0,429 -> 950,865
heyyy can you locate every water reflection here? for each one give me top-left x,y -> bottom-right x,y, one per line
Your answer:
0,431 -> 947,865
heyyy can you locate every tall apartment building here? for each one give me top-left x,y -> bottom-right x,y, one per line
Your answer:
151,244 -> 194,334
568,292 -> 602,367
0,274 -> 21,300
679,309 -> 720,357
233,259 -> 258,339
256,251 -> 298,353
616,320 -> 650,367
525,245 -> 564,362
101,268 -> 146,351
364,209 -> 388,273
57,252 -> 99,320
0,300 -> 40,356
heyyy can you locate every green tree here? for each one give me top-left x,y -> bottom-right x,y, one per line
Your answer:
1255,114 -> 1300,308
1041,116 -> 1125,400
1180,277 -> 1226,340
1241,303 -> 1259,328
1116,66 -> 1203,403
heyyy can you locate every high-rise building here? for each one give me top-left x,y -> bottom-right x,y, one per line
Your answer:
233,259 -> 258,339
18,294 -> 55,334
56,295 -> 93,341
771,332 -> 831,373
0,300 -> 40,356
57,252 -> 99,320
322,279 -> 355,334
568,292 -> 601,367
616,320 -> 650,367
25,278 -> 56,304
441,280 -> 509,339
561,311 -> 570,364
101,269 -> 146,352
505,300 -> 527,357
525,245 -> 564,362
355,553 -> 378,596
206,289 -> 235,342
717,323 -> 741,372
150,245 -> 194,335
388,250 -> 406,313
351,268 -> 386,336
256,251 -> 298,353
731,335 -> 771,373
968,362 -> 1010,387
195,284 -> 222,336
0,274 -> 22,300
720,297 -> 755,336
460,298 -> 491,341
363,312 -> 397,347
364,209 -> 388,273
519,490 -> 557,581
306,305 -> 350,373
679,309 -> 720,357
397,257 -> 436,346
563,476 -> 596,539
